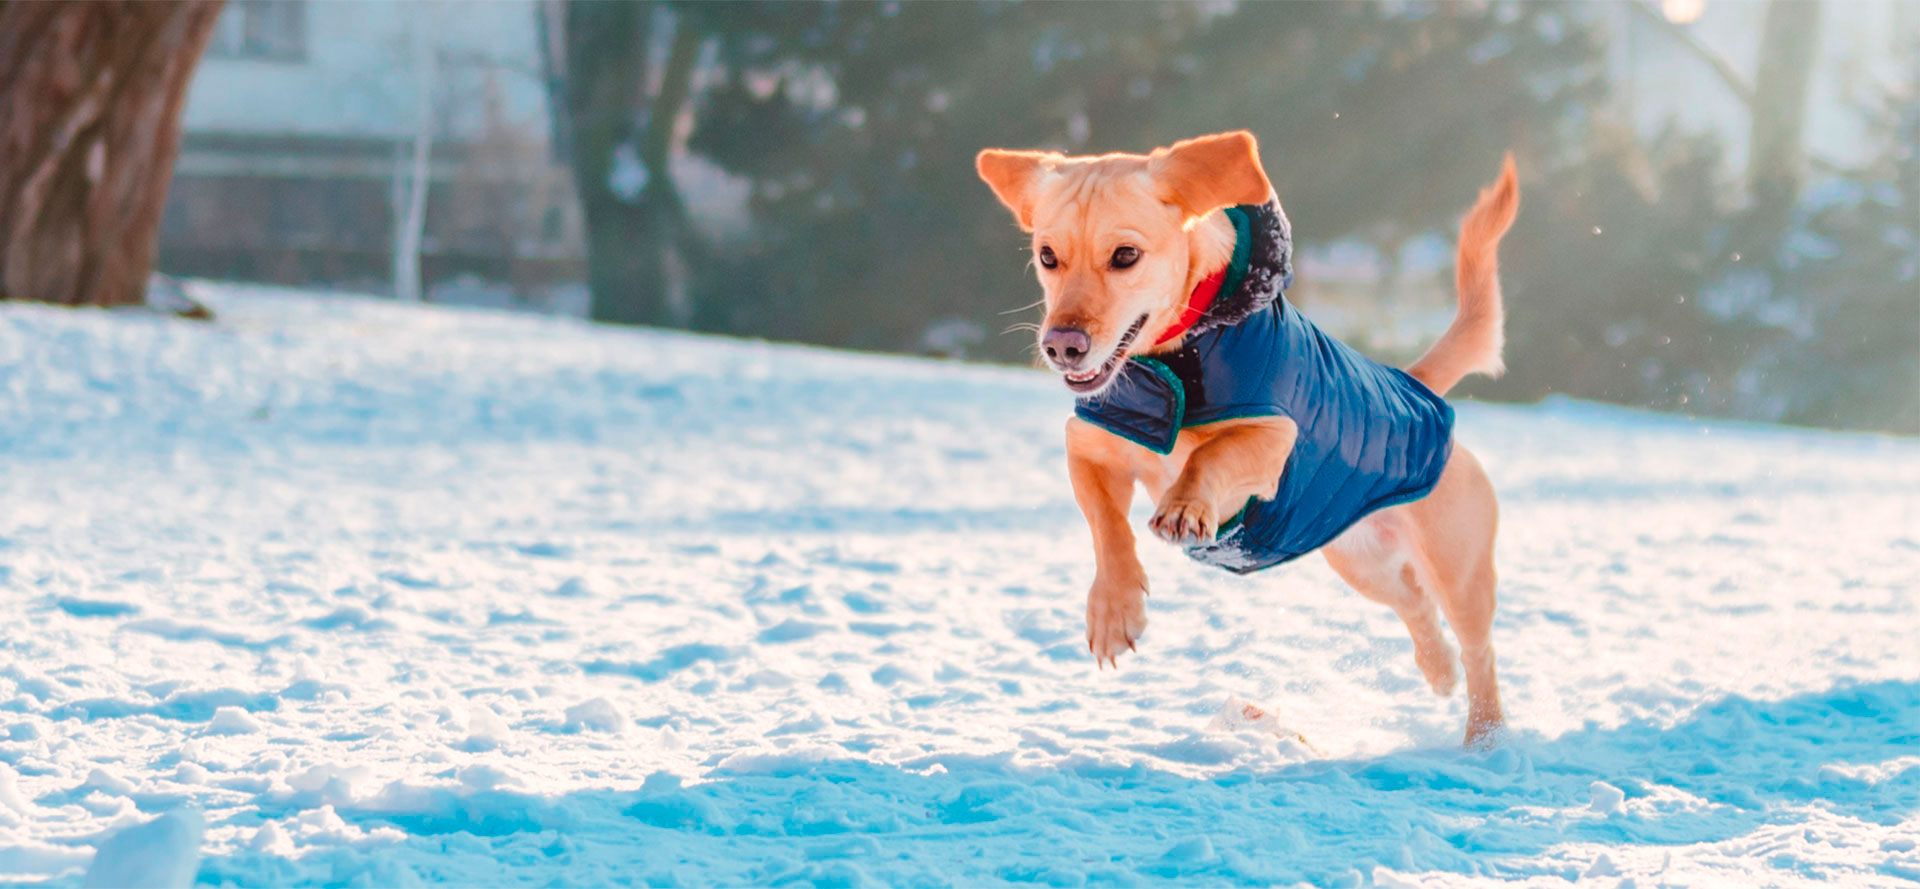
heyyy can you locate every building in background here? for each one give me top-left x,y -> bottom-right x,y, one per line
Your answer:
160,0 -> 585,306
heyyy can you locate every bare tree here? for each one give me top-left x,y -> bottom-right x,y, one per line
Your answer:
0,1 -> 224,309
391,2 -> 438,303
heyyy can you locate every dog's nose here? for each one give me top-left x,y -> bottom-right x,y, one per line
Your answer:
1042,326 -> 1092,368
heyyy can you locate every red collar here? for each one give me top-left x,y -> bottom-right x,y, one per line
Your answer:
1152,265 -> 1227,346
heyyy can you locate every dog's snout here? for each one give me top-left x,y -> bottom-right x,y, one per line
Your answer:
1042,326 -> 1092,368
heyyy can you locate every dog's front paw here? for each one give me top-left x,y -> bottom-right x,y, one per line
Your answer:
1149,496 -> 1217,546
1086,576 -> 1147,669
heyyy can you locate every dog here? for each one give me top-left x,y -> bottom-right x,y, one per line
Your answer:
976,130 -> 1518,747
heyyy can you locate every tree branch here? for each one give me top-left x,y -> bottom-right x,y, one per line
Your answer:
1624,0 -> 1844,176
1625,0 -> 1754,105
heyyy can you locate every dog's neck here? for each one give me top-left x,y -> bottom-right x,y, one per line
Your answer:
1142,213 -> 1237,354
1183,211 -> 1241,305
1143,200 -> 1290,353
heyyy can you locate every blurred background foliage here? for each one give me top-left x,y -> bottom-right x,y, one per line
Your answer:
152,1 -> 1917,433
553,0 -> 1915,433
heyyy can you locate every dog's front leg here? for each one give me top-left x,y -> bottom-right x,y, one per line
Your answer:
1150,417 -> 1297,545
1066,418 -> 1147,668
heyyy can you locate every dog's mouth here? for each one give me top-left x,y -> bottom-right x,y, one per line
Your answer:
1062,314 -> 1148,395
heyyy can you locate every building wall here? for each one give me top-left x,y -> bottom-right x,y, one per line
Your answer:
184,0 -> 554,144
163,0 -> 584,298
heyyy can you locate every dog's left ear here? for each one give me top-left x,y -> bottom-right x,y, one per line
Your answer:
976,148 -> 1061,231
1149,130 -> 1272,222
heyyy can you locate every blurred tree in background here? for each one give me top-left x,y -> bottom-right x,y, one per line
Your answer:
1767,40 -> 1919,432
552,0 -> 1913,433
1486,129 -> 1757,415
1481,7 -> 1917,434
561,1 -> 705,326
659,1 -> 1601,351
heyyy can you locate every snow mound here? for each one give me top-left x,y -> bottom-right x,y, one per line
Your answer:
563,697 -> 625,733
83,811 -> 204,889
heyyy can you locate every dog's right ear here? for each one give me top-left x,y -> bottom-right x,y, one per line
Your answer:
976,149 -> 1061,231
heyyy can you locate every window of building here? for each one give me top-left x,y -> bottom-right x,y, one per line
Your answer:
207,0 -> 307,62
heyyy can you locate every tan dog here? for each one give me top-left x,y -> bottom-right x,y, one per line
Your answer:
977,131 -> 1518,746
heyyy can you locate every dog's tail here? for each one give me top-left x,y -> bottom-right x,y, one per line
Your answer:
1408,154 -> 1518,397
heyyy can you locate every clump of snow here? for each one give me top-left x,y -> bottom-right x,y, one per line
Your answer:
455,764 -> 522,791
77,791 -> 132,817
293,805 -> 353,841
0,764 -> 34,821
82,810 -> 203,889
248,820 -> 291,855
81,769 -> 134,797
563,697 -> 624,733
1589,779 -> 1627,814
461,703 -> 512,750
283,764 -> 365,809
173,762 -> 210,784
206,705 -> 263,735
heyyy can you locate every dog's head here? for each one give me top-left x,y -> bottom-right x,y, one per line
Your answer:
977,130 -> 1273,395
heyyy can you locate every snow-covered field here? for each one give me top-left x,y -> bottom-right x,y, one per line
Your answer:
1,286 -> 1915,887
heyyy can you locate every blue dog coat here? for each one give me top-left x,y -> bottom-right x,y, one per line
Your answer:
1074,203 -> 1455,574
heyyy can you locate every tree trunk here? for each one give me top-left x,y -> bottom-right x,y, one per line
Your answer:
561,1 -> 703,327
1746,0 -> 1821,235
637,20 -> 703,326
0,0 -> 224,308
393,4 -> 437,303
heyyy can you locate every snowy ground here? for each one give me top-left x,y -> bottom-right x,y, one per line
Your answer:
1,285 -> 1915,888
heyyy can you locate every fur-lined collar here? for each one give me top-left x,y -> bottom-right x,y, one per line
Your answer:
1185,201 -> 1293,339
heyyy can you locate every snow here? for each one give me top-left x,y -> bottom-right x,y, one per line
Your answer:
561,698 -> 624,734
1589,780 -> 1627,816
1,284 -> 1916,886
82,811 -> 203,889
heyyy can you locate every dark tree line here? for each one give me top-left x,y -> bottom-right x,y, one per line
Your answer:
555,1 -> 1601,346
0,1 -> 1905,433
551,1 -> 1913,433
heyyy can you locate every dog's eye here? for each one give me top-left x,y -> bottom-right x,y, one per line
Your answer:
1038,246 -> 1058,269
1110,246 -> 1140,269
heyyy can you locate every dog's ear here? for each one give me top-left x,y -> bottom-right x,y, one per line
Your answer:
976,148 -> 1061,231
1149,130 -> 1272,222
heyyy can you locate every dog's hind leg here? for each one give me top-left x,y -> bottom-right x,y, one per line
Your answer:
1433,553 -> 1503,747
1324,515 -> 1459,698
1401,445 -> 1505,747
